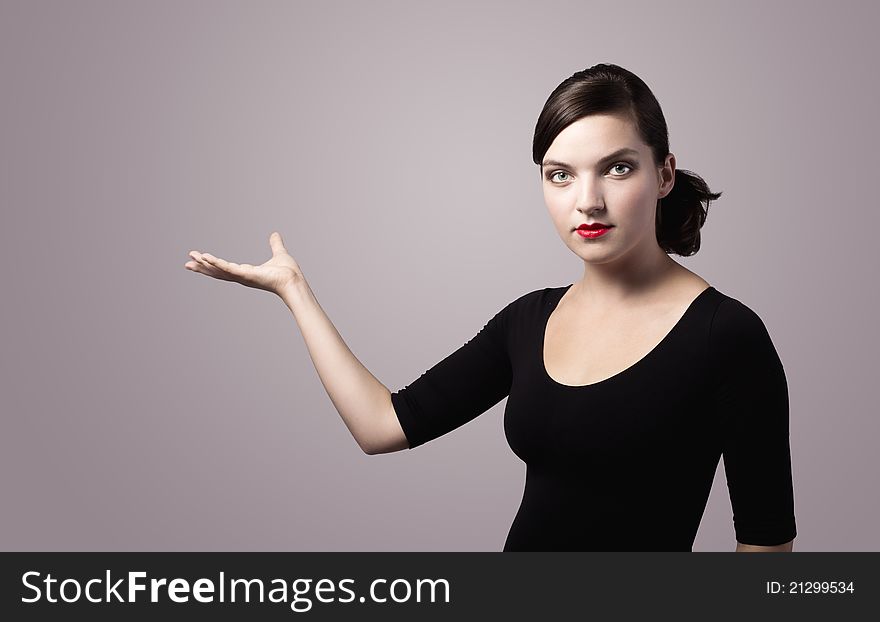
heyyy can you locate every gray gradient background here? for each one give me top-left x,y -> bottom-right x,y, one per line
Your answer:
1,0 -> 877,552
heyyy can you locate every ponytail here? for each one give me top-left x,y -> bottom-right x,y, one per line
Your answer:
655,168 -> 722,256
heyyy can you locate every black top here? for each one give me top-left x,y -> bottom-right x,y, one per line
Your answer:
390,284 -> 797,551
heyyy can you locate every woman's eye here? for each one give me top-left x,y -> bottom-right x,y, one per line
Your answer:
548,163 -> 633,183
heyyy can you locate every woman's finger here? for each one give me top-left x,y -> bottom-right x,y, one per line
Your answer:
269,231 -> 287,257
195,254 -> 220,273
202,253 -> 245,277
185,261 -> 208,274
189,250 -> 211,267
190,251 -> 229,279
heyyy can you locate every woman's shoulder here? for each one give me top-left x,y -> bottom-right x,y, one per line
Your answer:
704,287 -> 788,396
487,283 -> 570,332
706,287 -> 779,356
708,287 -> 766,325
502,283 -> 570,313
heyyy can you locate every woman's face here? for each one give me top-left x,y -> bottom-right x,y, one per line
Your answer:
541,113 -> 674,266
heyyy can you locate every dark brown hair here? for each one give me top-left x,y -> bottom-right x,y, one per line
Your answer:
533,63 -> 721,256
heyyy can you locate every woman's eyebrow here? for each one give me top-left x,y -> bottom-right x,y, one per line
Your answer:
541,147 -> 640,170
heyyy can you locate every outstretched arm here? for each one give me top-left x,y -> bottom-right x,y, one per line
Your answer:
278,277 -> 408,455
185,232 -> 408,455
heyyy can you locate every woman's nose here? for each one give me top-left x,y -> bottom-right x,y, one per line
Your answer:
574,178 -> 604,212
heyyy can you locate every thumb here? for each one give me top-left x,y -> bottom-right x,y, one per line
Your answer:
269,231 -> 287,256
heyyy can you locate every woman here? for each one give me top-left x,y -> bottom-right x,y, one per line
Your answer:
185,63 -> 796,553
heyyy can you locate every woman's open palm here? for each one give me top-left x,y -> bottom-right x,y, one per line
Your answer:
185,231 -> 302,295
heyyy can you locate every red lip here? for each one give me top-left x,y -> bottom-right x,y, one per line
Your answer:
576,223 -> 613,230
576,227 -> 612,239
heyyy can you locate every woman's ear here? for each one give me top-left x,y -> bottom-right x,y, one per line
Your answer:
658,152 -> 676,199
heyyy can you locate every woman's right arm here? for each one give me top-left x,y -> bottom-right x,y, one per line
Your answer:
186,232 -> 407,455
278,277 -> 409,455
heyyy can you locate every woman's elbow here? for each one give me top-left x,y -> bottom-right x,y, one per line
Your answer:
361,405 -> 411,455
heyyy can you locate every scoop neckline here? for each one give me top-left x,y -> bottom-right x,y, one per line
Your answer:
540,283 -> 716,390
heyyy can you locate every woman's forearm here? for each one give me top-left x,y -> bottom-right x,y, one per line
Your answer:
735,540 -> 794,552
278,277 -> 403,454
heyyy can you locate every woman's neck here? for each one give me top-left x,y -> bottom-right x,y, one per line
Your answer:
574,249 -> 681,309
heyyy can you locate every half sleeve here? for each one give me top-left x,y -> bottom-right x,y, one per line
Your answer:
709,298 -> 797,546
390,302 -> 514,450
